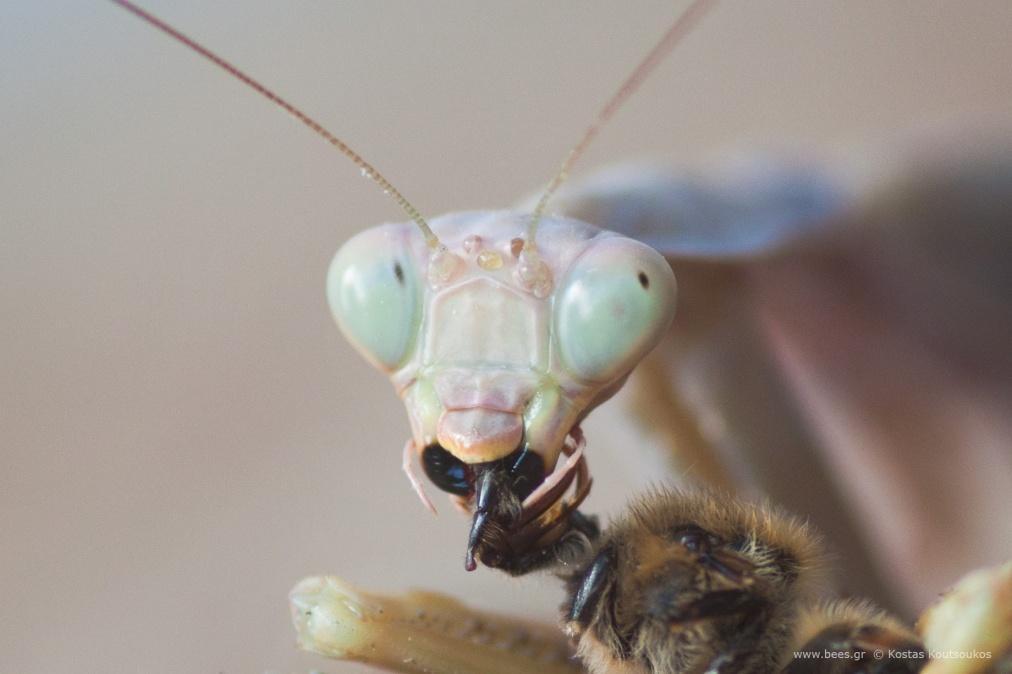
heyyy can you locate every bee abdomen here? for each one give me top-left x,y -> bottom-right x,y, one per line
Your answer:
784,600 -> 926,674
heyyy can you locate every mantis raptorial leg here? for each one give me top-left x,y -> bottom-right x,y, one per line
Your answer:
290,576 -> 581,674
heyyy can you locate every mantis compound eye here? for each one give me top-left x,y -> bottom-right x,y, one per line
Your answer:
326,226 -> 421,371
555,237 -> 676,382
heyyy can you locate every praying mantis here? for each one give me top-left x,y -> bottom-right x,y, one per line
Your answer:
11,1 -> 1006,672
119,0 -> 1012,598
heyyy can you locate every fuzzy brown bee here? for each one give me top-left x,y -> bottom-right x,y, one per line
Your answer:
560,489 -> 927,674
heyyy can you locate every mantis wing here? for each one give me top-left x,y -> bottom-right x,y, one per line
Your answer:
536,130 -> 1012,616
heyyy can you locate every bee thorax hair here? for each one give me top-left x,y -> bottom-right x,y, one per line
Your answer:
561,488 -> 829,674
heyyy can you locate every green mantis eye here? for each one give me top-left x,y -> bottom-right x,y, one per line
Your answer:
555,237 -> 676,382
326,226 -> 421,371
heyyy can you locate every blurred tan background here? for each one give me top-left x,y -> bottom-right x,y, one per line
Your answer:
2,1 -> 1011,672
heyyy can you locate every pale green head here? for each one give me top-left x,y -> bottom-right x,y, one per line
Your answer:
326,212 -> 675,483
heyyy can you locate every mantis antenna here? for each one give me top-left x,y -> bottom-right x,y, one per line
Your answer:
109,0 -> 442,250
526,0 -> 719,253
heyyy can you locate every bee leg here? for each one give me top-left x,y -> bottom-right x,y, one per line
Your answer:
637,574 -> 775,673
465,468 -> 520,571
465,463 -> 592,573
668,591 -> 773,674
494,510 -> 600,577
566,545 -> 614,626
667,588 -> 768,623
703,624 -> 771,674
469,438 -> 596,574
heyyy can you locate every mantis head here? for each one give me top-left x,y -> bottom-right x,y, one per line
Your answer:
328,211 -> 676,570
111,0 -> 713,571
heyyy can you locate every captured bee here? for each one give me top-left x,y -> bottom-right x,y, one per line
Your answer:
287,489 -> 1008,673
559,488 -> 927,674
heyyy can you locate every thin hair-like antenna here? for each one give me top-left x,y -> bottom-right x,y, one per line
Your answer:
110,0 -> 441,249
526,0 -> 718,251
